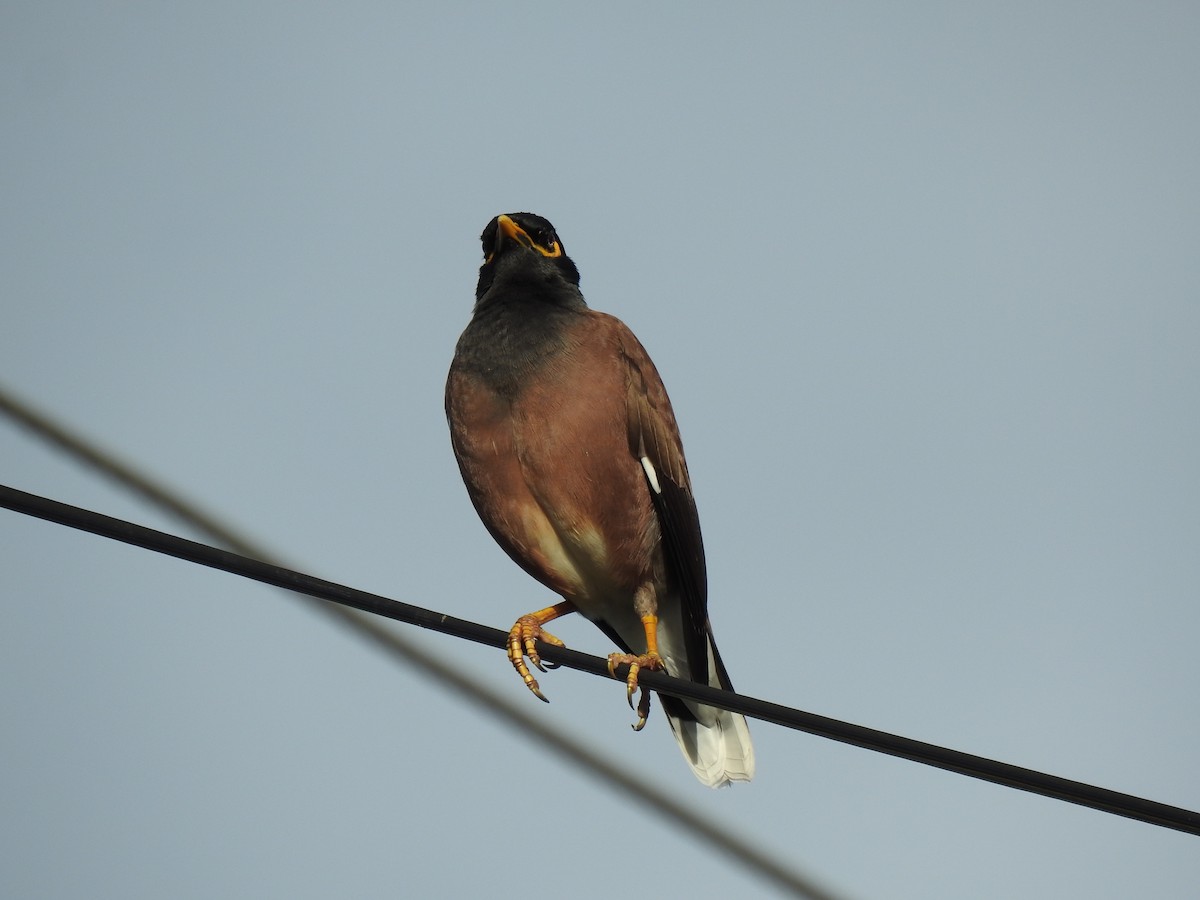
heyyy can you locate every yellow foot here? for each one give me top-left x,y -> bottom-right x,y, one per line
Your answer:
508,613 -> 567,702
607,651 -> 665,731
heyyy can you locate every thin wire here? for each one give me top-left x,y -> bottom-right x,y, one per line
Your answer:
0,385 -> 842,900
2,480 -> 1198,839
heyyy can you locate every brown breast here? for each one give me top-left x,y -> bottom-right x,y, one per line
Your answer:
446,311 -> 664,612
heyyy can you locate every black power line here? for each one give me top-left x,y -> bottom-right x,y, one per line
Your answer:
3,482 -> 1198,838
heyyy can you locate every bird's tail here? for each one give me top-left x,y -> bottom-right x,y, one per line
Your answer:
662,636 -> 755,788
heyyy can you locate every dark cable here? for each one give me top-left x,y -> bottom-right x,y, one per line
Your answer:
2,482 -> 1198,839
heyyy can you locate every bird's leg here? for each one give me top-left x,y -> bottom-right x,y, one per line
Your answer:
607,585 -> 665,731
508,600 -> 575,702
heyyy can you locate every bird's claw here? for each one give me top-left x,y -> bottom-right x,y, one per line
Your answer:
508,614 -> 566,702
607,651 -> 664,731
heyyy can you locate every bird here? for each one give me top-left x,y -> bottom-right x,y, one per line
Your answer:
445,212 -> 754,787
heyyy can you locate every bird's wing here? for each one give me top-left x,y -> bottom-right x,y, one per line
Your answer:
611,317 -> 710,686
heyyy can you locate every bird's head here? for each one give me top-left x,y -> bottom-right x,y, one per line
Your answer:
475,212 -> 582,304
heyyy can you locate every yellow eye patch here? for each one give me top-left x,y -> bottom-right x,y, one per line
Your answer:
496,214 -> 562,258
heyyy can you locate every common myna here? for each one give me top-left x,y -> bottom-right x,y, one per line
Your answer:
445,213 -> 754,787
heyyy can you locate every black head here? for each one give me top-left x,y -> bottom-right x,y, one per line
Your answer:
475,212 -> 583,304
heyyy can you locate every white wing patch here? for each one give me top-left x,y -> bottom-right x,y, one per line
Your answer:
640,456 -> 662,495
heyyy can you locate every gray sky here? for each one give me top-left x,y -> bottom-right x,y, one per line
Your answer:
3,4 -> 1198,898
